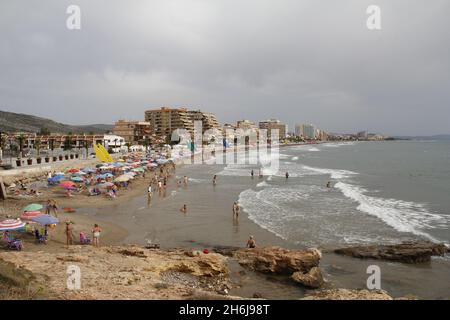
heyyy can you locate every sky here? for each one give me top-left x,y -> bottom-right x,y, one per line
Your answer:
1,0 -> 449,136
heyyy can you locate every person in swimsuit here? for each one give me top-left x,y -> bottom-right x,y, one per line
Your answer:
92,224 -> 102,247
246,235 -> 256,248
65,221 -> 74,247
180,204 -> 187,214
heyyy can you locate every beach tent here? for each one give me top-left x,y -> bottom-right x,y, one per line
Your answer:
31,215 -> 59,226
23,203 -> 43,212
0,219 -> 26,231
21,211 -> 43,220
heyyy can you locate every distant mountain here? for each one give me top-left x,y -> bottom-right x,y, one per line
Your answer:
0,110 -> 114,134
393,134 -> 450,141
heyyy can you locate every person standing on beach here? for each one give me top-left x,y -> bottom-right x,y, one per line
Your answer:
326,181 -> 331,188
65,221 -> 74,247
233,202 -> 240,218
251,170 -> 254,179
285,172 -> 289,179
183,176 -> 188,186
92,224 -> 102,247
180,204 -> 187,214
158,180 -> 163,196
213,175 -> 217,186
45,199 -> 52,215
51,199 -> 58,217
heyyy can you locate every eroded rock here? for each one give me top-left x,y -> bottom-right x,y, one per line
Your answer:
291,267 -> 324,289
334,242 -> 448,263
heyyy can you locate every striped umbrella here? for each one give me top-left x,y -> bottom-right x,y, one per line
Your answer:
21,211 -> 43,220
0,219 -> 26,231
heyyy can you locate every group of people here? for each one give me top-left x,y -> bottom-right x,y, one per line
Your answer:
45,199 -> 59,217
147,164 -> 179,204
65,221 -> 102,247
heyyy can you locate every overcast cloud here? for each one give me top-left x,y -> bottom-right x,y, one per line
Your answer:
1,0 -> 449,135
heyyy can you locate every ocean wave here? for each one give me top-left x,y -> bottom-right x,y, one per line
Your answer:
302,165 -> 358,179
322,142 -> 356,148
335,181 -> 450,242
307,147 -> 320,152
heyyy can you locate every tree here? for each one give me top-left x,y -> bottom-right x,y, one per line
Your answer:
33,138 -> 42,158
63,135 -> 73,151
17,134 -> 25,158
39,127 -> 51,136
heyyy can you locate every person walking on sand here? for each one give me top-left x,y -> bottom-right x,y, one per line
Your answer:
92,224 -> 102,247
65,221 -> 74,247
246,235 -> 256,248
180,204 -> 187,214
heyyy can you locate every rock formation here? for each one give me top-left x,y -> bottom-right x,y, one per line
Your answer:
334,242 -> 448,263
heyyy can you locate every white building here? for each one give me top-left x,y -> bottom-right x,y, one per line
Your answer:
103,134 -> 126,151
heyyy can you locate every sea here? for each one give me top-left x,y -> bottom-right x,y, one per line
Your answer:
227,140 -> 450,248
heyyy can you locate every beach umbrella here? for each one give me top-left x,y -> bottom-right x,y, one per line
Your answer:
67,168 -> 79,173
114,175 -> 130,182
0,219 -> 26,231
21,211 -> 43,220
71,176 -> 84,182
98,182 -> 114,188
132,167 -> 144,172
60,181 -> 76,188
117,159 -> 125,162
23,203 -> 43,212
95,164 -> 103,168
82,167 -> 97,173
55,171 -> 65,176
31,215 -> 59,226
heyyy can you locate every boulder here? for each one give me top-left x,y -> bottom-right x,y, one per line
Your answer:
334,242 -> 448,263
291,267 -> 324,289
234,246 -> 321,274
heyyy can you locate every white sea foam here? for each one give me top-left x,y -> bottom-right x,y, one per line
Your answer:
307,147 -> 320,152
291,156 -> 299,161
335,181 -> 450,242
322,142 -> 356,148
256,181 -> 269,187
302,165 -> 358,179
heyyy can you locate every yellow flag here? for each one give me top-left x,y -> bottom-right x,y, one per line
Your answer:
94,144 -> 113,162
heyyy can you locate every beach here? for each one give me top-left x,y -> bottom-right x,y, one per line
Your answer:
1,141 -> 450,299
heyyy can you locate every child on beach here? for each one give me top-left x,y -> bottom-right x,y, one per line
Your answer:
92,224 -> 102,247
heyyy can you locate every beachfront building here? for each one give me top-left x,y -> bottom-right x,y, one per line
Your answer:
236,120 -> 258,130
296,124 -> 317,140
103,134 -> 126,151
187,110 -> 221,133
113,120 -> 152,145
145,107 -> 194,139
258,119 -> 287,140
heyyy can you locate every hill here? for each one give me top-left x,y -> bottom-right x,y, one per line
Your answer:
0,110 -> 114,134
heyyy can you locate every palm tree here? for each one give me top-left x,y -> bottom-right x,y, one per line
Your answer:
33,138 -> 42,158
17,134 -> 25,158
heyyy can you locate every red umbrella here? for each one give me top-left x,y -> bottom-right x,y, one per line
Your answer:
21,211 -> 43,220
67,168 -> 79,173
60,181 -> 76,188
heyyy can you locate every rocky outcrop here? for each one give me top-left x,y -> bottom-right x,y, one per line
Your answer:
0,245 -> 232,299
303,289 -> 393,300
234,246 -> 321,274
291,267 -> 324,289
334,242 -> 449,263
233,246 -> 324,289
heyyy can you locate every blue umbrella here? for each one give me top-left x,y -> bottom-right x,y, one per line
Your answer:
31,215 -> 59,226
